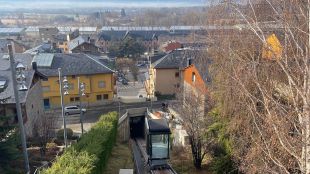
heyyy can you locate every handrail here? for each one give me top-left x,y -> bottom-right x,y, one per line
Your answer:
118,112 -> 128,125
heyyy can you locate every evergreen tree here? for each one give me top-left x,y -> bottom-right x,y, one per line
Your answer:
0,85 -> 21,172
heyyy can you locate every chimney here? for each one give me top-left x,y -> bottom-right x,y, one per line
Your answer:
187,58 -> 192,67
32,61 -> 37,71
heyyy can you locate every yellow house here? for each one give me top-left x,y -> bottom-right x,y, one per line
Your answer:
262,34 -> 283,60
34,53 -> 115,109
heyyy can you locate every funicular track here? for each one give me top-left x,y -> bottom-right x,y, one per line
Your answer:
119,108 -> 177,174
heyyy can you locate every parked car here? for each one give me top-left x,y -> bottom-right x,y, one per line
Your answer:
64,105 -> 86,115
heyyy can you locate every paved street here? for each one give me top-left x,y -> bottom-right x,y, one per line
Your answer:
50,66 -> 154,135
50,101 -> 164,134
117,67 -> 148,98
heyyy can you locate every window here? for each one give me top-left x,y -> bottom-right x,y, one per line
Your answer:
72,75 -> 76,79
151,134 -> 169,159
98,81 -> 106,88
103,94 -> 109,100
43,98 -> 50,109
42,77 -> 48,81
42,86 -> 50,92
175,72 -> 179,78
70,97 -> 80,102
96,95 -> 102,101
192,72 -> 196,82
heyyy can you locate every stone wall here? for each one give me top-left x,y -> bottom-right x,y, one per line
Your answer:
24,80 -> 44,137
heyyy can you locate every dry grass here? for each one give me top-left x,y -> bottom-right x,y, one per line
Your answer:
102,140 -> 134,174
169,147 -> 211,174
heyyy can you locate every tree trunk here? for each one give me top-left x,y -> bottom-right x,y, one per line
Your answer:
190,137 -> 203,169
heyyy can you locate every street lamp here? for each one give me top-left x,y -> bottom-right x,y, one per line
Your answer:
58,68 -> 69,148
78,77 -> 85,135
8,44 -> 30,174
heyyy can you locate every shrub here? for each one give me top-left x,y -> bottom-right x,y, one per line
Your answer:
42,150 -> 96,174
42,112 -> 118,174
57,128 -> 73,140
46,142 -> 57,149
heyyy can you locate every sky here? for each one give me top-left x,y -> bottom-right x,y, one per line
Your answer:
0,0 -> 208,10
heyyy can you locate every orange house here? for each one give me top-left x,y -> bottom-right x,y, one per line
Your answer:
183,64 -> 209,94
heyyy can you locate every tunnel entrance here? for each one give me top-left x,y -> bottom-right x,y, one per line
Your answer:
130,116 -> 145,139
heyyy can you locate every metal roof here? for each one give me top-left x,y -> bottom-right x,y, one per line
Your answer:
37,53 -> 114,77
100,26 -> 206,31
147,119 -> 171,134
25,27 -> 39,32
33,53 -> 54,68
0,28 -> 25,33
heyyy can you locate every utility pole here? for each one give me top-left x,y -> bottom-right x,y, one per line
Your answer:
8,44 -> 30,174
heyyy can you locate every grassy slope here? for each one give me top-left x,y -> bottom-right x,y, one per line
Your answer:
102,140 -> 134,174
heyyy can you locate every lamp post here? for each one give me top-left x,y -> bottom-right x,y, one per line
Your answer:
8,44 -> 30,174
58,68 -> 69,148
78,77 -> 85,135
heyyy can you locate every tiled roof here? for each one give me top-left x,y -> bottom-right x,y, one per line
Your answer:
0,53 -> 36,103
153,48 -> 211,85
24,43 -> 62,54
68,36 -> 88,50
153,49 -> 198,69
98,31 -> 127,41
36,53 -> 114,77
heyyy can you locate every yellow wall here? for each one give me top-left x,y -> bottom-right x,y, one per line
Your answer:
262,34 -> 282,60
58,41 -> 69,53
42,73 -> 114,108
154,68 -> 181,95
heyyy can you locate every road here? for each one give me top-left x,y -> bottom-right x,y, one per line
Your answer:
52,66 -> 156,134
51,101 -> 164,134
117,67 -> 148,98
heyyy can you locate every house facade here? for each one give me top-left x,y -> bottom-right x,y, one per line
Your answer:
0,39 -> 26,53
67,36 -> 100,55
39,27 -> 59,42
0,53 -> 45,137
149,49 -> 208,96
34,53 -> 115,109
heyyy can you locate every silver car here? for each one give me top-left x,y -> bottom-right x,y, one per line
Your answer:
64,105 -> 86,115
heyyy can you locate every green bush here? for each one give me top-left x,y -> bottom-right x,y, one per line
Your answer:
42,150 -> 96,174
57,128 -> 73,140
46,142 -> 57,149
42,112 -> 118,174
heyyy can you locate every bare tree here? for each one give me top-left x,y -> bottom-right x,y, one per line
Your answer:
129,63 -> 139,85
172,85 -> 214,169
209,0 -> 310,173
33,115 -> 57,156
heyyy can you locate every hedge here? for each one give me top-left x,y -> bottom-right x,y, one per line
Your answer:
42,112 -> 118,174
